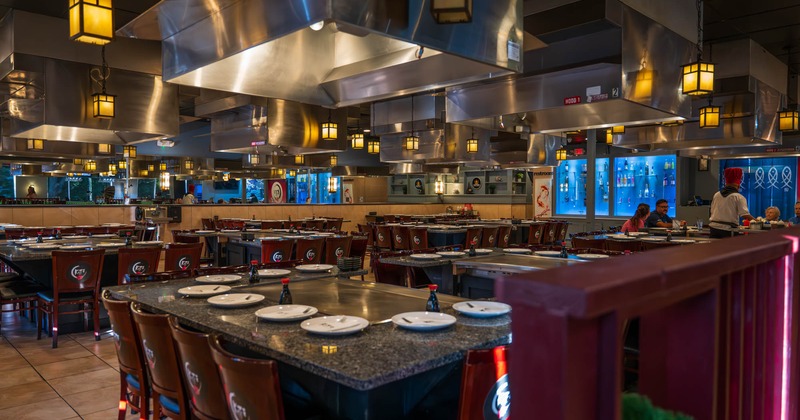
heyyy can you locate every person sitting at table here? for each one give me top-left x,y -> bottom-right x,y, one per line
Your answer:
645,199 -> 685,228
709,167 -> 754,238
764,206 -> 781,222
789,202 -> 800,225
622,203 -> 650,233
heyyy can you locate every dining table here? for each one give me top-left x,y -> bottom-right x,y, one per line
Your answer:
105,270 -> 511,419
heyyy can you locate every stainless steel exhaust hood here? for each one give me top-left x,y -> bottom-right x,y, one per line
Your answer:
0,11 -> 179,145
118,0 -> 523,107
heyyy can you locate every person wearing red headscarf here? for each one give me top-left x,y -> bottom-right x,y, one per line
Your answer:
708,167 -> 754,238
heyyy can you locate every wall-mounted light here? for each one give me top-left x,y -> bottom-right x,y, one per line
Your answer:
84,160 -> 97,172
327,176 -> 338,193
69,0 -> 114,45
122,145 -> 137,159
321,109 -> 337,140
294,154 -> 305,165
699,102 -> 721,128
160,171 -> 170,190
330,154 -> 338,167
248,154 -> 260,166
435,177 -> 444,194
73,158 -> 84,165
367,139 -> 380,154
184,160 -> 194,170
97,143 -> 112,154
605,129 -> 614,144
351,132 -> 364,149
27,139 -> 44,150
430,0 -> 472,23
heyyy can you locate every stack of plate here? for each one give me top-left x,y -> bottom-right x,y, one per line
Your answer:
337,257 -> 362,272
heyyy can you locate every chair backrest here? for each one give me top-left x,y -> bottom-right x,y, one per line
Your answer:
481,227 -> 499,248
195,265 -> 248,276
261,239 -> 294,263
261,221 -> 283,230
164,242 -> 203,272
374,225 -> 393,249
173,231 -> 200,244
528,223 -> 546,245
458,345 -> 510,420
201,218 -> 216,230
349,237 -> 368,269
640,240 -> 682,251
570,237 -> 606,251
3,228 -> 24,239
384,214 -> 397,223
357,224 -> 374,246
496,225 -> 512,248
295,237 -> 324,264
604,238 -> 641,253
101,291 -> 147,379
168,317 -> 229,420
51,249 -> 105,295
464,227 -> 482,248
208,335 -> 285,420
117,247 -> 163,285
391,225 -> 411,250
325,218 -> 343,232
409,227 -> 428,250
131,306 -> 188,417
372,251 -> 411,287
557,221 -> 569,242
304,220 -> 325,230
322,236 -> 352,264
543,221 -> 559,244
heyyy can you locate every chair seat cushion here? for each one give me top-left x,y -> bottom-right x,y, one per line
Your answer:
37,290 -> 94,302
126,373 -> 141,391
159,394 -> 181,414
1,281 -> 44,299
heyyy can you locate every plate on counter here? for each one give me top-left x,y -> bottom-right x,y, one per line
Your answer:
534,250 -> 562,257
135,241 -> 163,247
258,268 -> 292,277
194,230 -> 216,234
453,301 -> 511,318
220,229 -> 241,233
207,293 -> 265,308
392,312 -> 457,331
670,239 -> 696,244
436,251 -> 466,258
61,235 -> 88,240
410,253 -> 443,260
473,248 -> 494,255
59,245 -> 91,250
256,305 -> 318,322
640,237 -> 666,242
576,254 -> 610,260
283,235 -> 306,239
503,248 -> 531,254
178,285 -> 231,297
25,243 -> 60,250
195,274 -> 242,284
96,242 -> 125,248
294,264 -> 334,272
90,234 -> 115,238
301,316 -> 369,336
311,232 -> 335,236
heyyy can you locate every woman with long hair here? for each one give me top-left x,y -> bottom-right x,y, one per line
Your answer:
622,203 -> 650,233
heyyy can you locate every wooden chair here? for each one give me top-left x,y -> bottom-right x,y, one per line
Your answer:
322,236 -> 353,264
391,225 -> 411,251
481,227 -> 499,248
101,291 -> 150,420
303,220 -> 325,230
570,237 -> 606,252
357,224 -> 374,247
496,225 -> 512,248
374,225 -> 393,251
464,227 -> 482,248
117,247 -> 163,285
372,251 -> 412,287
195,265 -> 248,277
261,221 -> 283,230
201,218 -> 216,230
295,237 -> 324,264
556,221 -> 570,243
349,236 -> 369,278
409,227 -> 428,251
208,334 -> 286,420
324,218 -> 343,232
168,317 -> 229,420
261,239 -> 295,263
173,233 -> 214,265
0,277 -> 43,335
164,242 -> 203,273
640,240 -> 682,251
38,249 -> 105,348
3,227 -> 24,239
457,345 -> 510,420
527,223 -> 546,245
131,305 -> 190,419
604,238 -> 641,253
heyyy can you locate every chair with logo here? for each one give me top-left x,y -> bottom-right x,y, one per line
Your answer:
303,219 -> 325,230
164,242 -> 203,273
496,225 -> 512,248
322,236 -> 353,264
372,251 -> 412,287
101,291 -> 150,420
457,345 -> 510,420
117,247 -> 163,285
126,270 -> 195,283
391,225 -> 411,251
131,305 -> 190,419
324,218 -> 343,232
261,239 -> 295,263
168,317 -> 228,420
261,221 -> 283,230
463,227 -> 482,248
373,225 -> 393,252
208,334 -> 286,420
38,249 -> 105,348
357,224 -> 374,247
527,223 -> 546,245
201,218 -> 216,230
409,227 -> 429,251
480,227 -> 499,248
295,237 -> 324,264
571,236 -> 606,251
3,227 -> 24,239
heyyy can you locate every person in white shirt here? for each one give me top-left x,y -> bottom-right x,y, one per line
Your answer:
182,184 -> 196,205
708,167 -> 754,238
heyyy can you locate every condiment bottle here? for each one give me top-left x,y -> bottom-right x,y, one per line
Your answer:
248,260 -> 259,284
279,278 -> 292,304
426,284 -> 440,312
468,241 -> 477,257
55,228 -> 62,240
559,241 -> 569,258
36,231 -> 43,243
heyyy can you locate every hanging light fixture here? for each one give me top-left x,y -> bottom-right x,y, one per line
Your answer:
555,147 -> 567,162
122,145 -> 137,159
69,0 -> 114,45
117,159 -> 126,170
27,139 -> 44,150
631,53 -> 655,101
780,48 -> 798,132
139,169 -> 149,177
294,154 -> 305,165
434,177 -> 444,194
605,129 -> 614,144
108,162 -> 116,176
430,0 -> 472,23
367,139 -> 380,154
73,158 -> 84,165
248,154 -> 261,166
222,172 -> 230,182
321,109 -> 338,140
466,127 -> 479,153
327,176 -> 338,193
97,144 -> 112,154
92,45 -> 116,119
330,154 -> 338,167
351,132 -> 364,149
160,171 -> 170,190
289,169 -> 297,177
84,160 -> 97,172
699,100 -> 721,128
159,161 -> 167,171
184,159 -> 194,170
403,95 -> 420,151
147,164 -> 154,172
681,0 -> 714,95
611,126 -> 625,134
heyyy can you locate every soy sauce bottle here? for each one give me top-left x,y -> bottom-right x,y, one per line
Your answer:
248,260 -> 259,284
54,228 -> 62,240
125,232 -> 132,247
468,242 -> 477,257
426,284 -> 440,312
559,241 -> 569,258
36,231 -> 43,243
279,278 -> 292,304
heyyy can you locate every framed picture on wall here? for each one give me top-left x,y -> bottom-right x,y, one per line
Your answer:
698,157 -> 709,172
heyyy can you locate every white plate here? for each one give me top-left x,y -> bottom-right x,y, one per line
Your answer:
195,230 -> 216,234
61,235 -> 88,240
59,245 -> 91,250
311,232 -> 335,236
670,239 -> 696,244
256,305 -> 318,322
91,234 -> 115,238
436,251 -> 466,258
294,264 -> 334,272
452,301 -> 512,318
207,293 -> 265,308
608,235 -> 640,240
503,248 -> 531,254
625,232 -> 649,236
301,316 -> 370,336
102,223 -> 123,226
257,269 -> 292,277
220,229 -> 240,233
473,248 -> 494,255
96,242 -> 125,248
640,237 -> 666,242
272,229 -> 290,232
25,244 -> 60,250
410,253 -> 443,260
576,253 -> 610,259
136,241 -> 163,247
534,250 -> 562,257
391,312 -> 457,331
283,235 -> 306,239
195,274 -> 242,284
178,285 -> 231,297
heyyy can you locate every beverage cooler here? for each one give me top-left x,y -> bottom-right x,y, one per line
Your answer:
554,154 -> 677,218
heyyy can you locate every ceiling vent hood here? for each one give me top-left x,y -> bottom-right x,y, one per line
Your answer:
488,132 -> 559,168
612,39 -> 784,152
446,2 -> 694,133
118,0 -> 523,107
0,11 -> 178,145
331,166 -> 391,177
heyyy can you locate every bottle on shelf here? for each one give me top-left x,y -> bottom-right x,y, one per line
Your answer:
125,232 -> 132,247
645,163 -> 649,176
616,174 -> 620,187
624,159 -> 629,171
249,260 -> 259,284
663,174 -> 668,187
279,278 -> 292,304
630,174 -> 635,187
639,165 -> 643,176
604,162 -> 609,172
426,284 -> 440,312
670,174 -> 675,186
644,180 -> 650,198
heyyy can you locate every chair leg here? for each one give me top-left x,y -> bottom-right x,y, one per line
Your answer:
151,390 -> 162,420
83,304 -> 89,332
37,302 -> 44,340
93,300 -> 100,341
51,306 -> 58,348
118,371 -> 128,420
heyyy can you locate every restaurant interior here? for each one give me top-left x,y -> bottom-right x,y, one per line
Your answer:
0,0 -> 800,419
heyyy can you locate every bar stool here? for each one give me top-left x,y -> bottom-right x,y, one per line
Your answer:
373,225 -> 393,251
527,223 -> 546,245
571,237 -> 606,251
391,225 -> 411,251
325,218 -> 343,232
261,239 -> 295,263
464,227 -> 482,248
457,345 -> 510,420
164,242 -> 203,273
409,227 -> 428,251
261,221 -> 283,230
0,276 -> 43,335
117,247 -> 163,285
480,227 -> 499,248
322,236 -> 353,264
295,237 -> 324,264
303,220 -> 325,230
496,225 -> 512,248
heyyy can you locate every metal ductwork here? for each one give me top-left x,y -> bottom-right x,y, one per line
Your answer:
488,132 -> 559,168
0,11 -> 179,146
331,166 -> 391,177
118,0 -> 523,107
446,2 -> 694,134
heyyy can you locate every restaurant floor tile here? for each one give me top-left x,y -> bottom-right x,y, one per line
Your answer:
0,397 -> 79,419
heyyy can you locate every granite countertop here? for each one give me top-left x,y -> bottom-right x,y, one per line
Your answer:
106,275 -> 510,391
381,250 -> 506,268
0,237 -> 140,261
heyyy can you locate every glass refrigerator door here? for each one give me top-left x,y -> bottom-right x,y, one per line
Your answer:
555,159 -> 588,216
595,158 -> 610,216
612,155 -> 677,217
